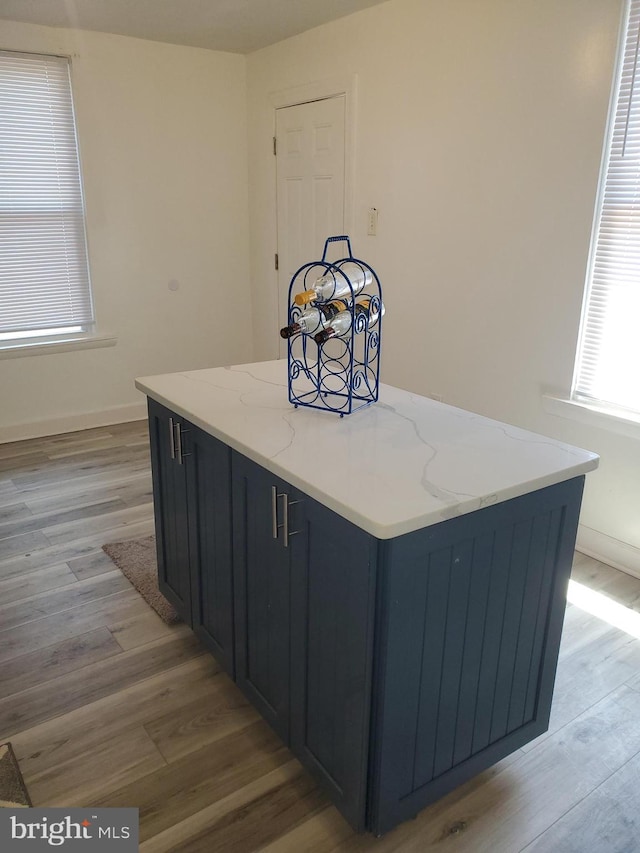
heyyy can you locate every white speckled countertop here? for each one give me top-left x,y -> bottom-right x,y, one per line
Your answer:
135,360 -> 599,539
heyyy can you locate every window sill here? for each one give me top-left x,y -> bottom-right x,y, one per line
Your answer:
542,394 -> 640,441
0,333 -> 117,360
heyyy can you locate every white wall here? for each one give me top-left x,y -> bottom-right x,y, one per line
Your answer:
0,20 -> 252,440
247,0 -> 640,571
2,3 -> 638,572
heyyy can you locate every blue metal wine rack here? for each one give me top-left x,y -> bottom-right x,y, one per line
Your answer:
286,236 -> 382,417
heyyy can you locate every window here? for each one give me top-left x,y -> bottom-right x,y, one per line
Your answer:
0,50 -> 94,349
573,0 -> 640,416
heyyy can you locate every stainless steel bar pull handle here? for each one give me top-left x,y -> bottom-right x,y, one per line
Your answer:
282,494 -> 302,548
283,492 -> 288,546
175,422 -> 183,465
271,486 -> 278,539
169,417 -> 176,460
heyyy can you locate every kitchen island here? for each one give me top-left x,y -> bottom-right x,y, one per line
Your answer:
135,359 -> 598,835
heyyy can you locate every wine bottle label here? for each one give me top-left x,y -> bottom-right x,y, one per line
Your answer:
355,298 -> 385,321
318,300 -> 347,321
314,298 -> 384,343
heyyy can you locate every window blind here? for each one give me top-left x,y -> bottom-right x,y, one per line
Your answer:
573,0 -> 640,413
0,50 -> 94,336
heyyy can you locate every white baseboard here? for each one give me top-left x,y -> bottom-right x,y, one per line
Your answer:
576,524 -> 640,580
0,402 -> 148,444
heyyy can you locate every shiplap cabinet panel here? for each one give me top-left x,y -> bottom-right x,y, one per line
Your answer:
148,400 -> 191,621
370,478 -> 583,834
148,399 -> 234,675
187,426 -> 234,674
232,455 -> 292,742
233,452 -> 376,830
289,489 -> 377,832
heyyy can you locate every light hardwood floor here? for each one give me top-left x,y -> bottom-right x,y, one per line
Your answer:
1,422 -> 640,852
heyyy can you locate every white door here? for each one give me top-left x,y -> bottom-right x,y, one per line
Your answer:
276,95 -> 346,345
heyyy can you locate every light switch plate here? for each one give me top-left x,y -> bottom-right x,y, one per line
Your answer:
367,207 -> 378,236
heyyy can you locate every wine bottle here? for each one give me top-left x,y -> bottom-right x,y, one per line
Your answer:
279,300 -> 348,339
314,298 -> 384,344
294,262 -> 373,306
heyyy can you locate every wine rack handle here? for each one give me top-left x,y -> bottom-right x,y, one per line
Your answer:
321,235 -> 353,262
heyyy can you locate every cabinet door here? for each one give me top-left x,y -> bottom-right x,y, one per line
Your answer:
186,426 -> 234,676
290,494 -> 377,832
369,477 -> 585,835
147,399 -> 191,622
232,453 -> 291,743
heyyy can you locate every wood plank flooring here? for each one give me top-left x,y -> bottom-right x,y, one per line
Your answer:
1,422 -> 640,852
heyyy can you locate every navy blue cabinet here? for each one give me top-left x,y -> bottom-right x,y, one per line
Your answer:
368,477 -> 584,834
289,488 -> 377,831
148,399 -> 234,675
232,452 -> 376,830
148,400 -> 191,621
232,456 -> 293,742
186,424 -> 234,675
147,401 -> 585,835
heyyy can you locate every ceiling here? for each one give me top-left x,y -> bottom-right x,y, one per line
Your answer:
0,0 -> 391,54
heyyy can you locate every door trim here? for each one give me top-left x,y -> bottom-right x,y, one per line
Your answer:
270,74 -> 357,239
270,76 -> 357,357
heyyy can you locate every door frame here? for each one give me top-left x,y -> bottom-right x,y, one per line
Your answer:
270,74 -> 358,343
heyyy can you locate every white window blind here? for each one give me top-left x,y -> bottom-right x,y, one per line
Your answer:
0,50 -> 94,337
573,0 -> 640,414
572,0 -> 640,411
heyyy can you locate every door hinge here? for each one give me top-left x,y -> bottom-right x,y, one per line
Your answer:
275,253 -> 279,271
273,136 -> 277,155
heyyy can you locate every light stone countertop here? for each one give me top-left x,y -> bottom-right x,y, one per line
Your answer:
135,360 -> 599,539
